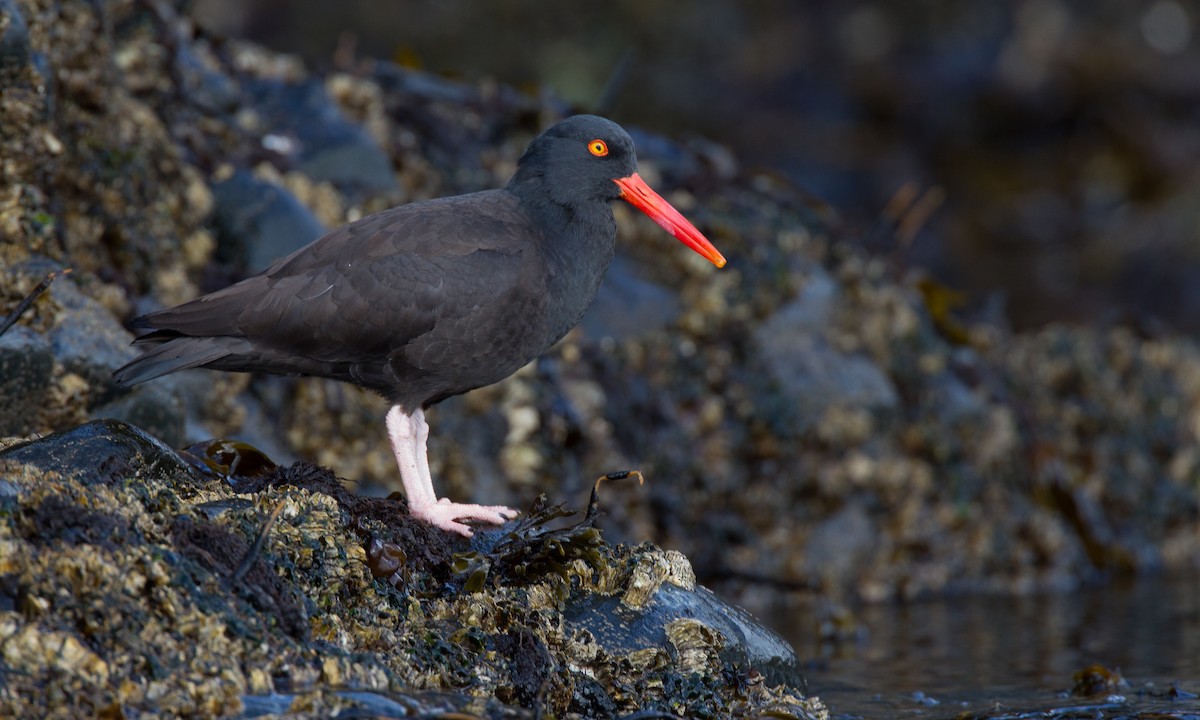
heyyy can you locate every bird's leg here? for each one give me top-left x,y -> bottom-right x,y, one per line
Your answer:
385,405 -> 518,537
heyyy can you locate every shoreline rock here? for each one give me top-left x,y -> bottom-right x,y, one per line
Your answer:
0,419 -> 824,718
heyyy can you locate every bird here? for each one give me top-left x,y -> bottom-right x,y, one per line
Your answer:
113,114 -> 726,536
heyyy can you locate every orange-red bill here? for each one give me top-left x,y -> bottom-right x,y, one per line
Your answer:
613,173 -> 726,268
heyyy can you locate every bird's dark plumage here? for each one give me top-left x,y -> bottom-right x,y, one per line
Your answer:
114,114 -> 725,535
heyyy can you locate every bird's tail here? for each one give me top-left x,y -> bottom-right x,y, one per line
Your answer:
112,335 -> 238,386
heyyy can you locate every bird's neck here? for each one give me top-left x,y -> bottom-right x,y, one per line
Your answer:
506,179 -> 617,344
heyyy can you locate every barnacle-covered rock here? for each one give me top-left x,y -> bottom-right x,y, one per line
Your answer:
0,420 -> 824,718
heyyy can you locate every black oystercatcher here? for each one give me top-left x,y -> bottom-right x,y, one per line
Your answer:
113,115 -> 726,536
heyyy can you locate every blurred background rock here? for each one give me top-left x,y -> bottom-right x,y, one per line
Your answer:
192,0 -> 1200,333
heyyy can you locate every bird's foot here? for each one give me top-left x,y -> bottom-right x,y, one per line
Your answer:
409,498 -> 519,537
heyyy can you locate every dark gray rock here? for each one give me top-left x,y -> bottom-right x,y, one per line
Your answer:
3,257 -> 137,415
175,372 -> 296,465
175,44 -> 239,114
94,365 -> 296,463
562,551 -> 804,690
582,254 -> 681,340
372,64 -> 482,105
755,268 -> 898,431
241,691 -> 418,719
803,499 -> 875,583
40,272 -> 138,408
627,129 -> 702,186
300,140 -> 395,195
765,337 -> 897,424
211,170 -> 326,273
923,368 -> 987,425
91,383 -> 187,450
771,266 -> 838,333
28,51 -> 54,116
244,78 -> 396,194
0,418 -> 203,488
370,63 -> 539,177
0,325 -> 53,436
0,0 -> 30,74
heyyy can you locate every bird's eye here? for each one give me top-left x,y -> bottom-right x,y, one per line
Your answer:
587,139 -> 609,157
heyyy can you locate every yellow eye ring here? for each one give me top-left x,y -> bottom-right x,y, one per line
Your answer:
588,139 -> 609,157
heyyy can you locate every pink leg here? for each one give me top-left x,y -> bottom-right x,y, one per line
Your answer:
385,405 -> 518,536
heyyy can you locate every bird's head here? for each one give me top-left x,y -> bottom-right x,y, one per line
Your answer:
510,114 -> 726,268
512,114 -> 637,203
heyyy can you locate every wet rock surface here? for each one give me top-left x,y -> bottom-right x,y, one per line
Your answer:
0,421 -> 820,718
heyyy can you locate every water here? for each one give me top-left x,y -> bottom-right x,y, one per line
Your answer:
766,575 -> 1200,718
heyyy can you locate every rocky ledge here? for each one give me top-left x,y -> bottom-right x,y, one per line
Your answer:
0,420 -> 824,718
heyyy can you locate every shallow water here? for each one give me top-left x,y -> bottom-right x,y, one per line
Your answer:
769,575 -> 1200,719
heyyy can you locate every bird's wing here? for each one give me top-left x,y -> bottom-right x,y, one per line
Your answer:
134,190 -> 542,367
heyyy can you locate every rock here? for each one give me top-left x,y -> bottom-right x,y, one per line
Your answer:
0,418 -> 201,486
0,258 -> 139,425
582,255 -> 681,340
28,50 -> 52,112
175,43 -> 240,114
370,63 -> 538,174
0,325 -> 53,436
211,169 -> 327,273
803,500 -> 875,585
240,690 -> 462,717
90,383 -> 187,449
373,64 -> 483,105
922,368 -> 987,425
773,265 -> 838,333
757,336 -> 897,433
755,268 -> 898,432
0,0 -> 30,74
627,127 -> 739,188
7,259 -> 140,408
48,314 -> 137,407
0,420 -> 823,719
563,548 -> 804,689
627,128 -> 703,183
244,77 -> 396,194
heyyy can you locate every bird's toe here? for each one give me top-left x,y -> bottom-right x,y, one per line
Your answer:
410,500 -> 520,536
